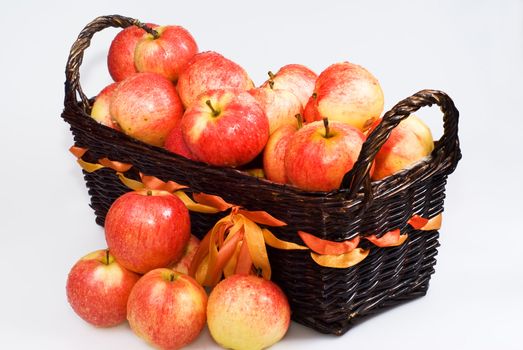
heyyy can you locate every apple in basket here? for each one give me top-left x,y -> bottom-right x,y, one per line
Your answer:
127,268 -> 207,349
285,118 -> 366,191
207,275 -> 291,350
181,89 -> 269,167
260,63 -> 318,108
66,249 -> 140,327
104,190 -> 190,274
371,114 -> 434,180
304,61 -> 384,131
164,117 -> 196,160
110,72 -> 184,147
90,82 -> 120,130
263,115 -> 303,184
107,23 -> 157,82
248,85 -> 302,135
134,25 -> 198,81
177,51 -> 255,108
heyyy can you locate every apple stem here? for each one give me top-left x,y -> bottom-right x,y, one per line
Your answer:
105,249 -> 110,265
295,114 -> 303,129
312,92 -> 317,99
323,118 -> 331,138
147,190 -> 152,196
206,100 -> 220,117
135,21 -> 160,39
170,272 -> 175,282
267,71 -> 275,89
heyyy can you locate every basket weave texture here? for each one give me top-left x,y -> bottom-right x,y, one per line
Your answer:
62,15 -> 461,335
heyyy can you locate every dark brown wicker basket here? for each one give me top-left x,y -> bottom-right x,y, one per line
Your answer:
62,15 -> 461,335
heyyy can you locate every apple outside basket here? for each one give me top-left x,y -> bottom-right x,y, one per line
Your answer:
62,15 -> 461,336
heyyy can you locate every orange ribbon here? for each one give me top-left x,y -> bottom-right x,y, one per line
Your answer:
70,145 -> 441,272
189,207 -> 281,287
409,214 -> 442,230
366,229 -> 408,248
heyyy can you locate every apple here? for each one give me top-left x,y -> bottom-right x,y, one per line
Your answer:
110,72 -> 184,147
181,89 -> 269,167
170,234 -> 200,275
66,249 -> 140,327
263,115 -> 303,184
248,86 -> 302,134
104,189 -> 191,274
303,93 -> 319,123
90,82 -> 120,130
371,114 -> 434,180
177,51 -> 254,108
261,64 -> 317,108
134,25 -> 198,82
107,23 -> 157,82
304,61 -> 384,131
164,118 -> 196,160
285,118 -> 366,191
127,268 -> 207,350
207,275 -> 290,350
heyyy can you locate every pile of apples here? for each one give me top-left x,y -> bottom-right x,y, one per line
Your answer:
67,189 -> 290,350
91,22 -> 435,193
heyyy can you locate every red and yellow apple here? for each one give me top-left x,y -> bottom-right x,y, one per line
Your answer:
177,51 -> 254,108
304,62 -> 384,131
107,23 -> 157,82
249,86 -> 302,134
164,118 -> 196,160
181,89 -> 269,167
285,119 -> 365,191
104,189 -> 190,274
263,116 -> 302,184
127,268 -> 207,350
371,114 -> 434,180
207,275 -> 291,350
134,25 -> 198,82
90,82 -> 120,130
66,249 -> 140,327
261,64 -> 317,108
110,72 -> 184,147
170,234 -> 200,275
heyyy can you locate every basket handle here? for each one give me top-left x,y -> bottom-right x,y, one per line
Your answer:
341,89 -> 461,200
64,15 -> 157,111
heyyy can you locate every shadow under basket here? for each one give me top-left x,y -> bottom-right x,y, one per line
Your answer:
62,15 -> 461,336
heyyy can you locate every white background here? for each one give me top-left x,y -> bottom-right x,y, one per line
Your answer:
1,0 -> 522,349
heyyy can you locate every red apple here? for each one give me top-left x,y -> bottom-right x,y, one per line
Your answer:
107,23 -> 157,82
127,268 -> 207,350
305,61 -> 384,131
263,115 -> 303,184
134,25 -> 198,82
285,119 -> 365,191
164,118 -> 196,160
105,189 -> 191,274
207,275 -> 290,350
66,249 -> 140,327
303,93 -> 320,123
170,234 -> 200,275
177,51 -> 254,108
181,89 -> 269,167
249,86 -> 302,134
261,64 -> 317,108
371,114 -> 434,180
110,72 -> 184,147
90,82 -> 120,130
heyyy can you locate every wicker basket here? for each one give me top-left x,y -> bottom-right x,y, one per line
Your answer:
62,15 -> 461,335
